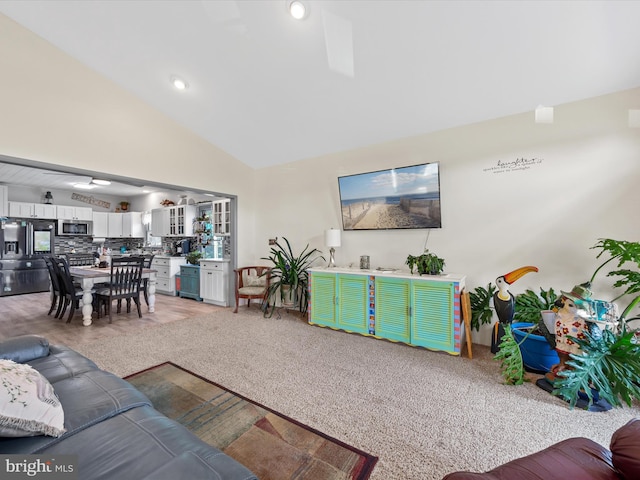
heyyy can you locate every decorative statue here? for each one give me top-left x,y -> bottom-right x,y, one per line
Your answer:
491,265 -> 539,353
544,283 -> 592,382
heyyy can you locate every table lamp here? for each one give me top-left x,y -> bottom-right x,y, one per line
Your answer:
325,228 -> 341,268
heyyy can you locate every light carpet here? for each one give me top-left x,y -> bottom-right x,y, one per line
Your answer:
70,307 -> 640,480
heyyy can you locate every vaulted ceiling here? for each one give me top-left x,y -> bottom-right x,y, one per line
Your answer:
1,1 -> 639,169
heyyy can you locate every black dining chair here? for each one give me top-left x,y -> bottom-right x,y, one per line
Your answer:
43,255 -> 64,318
96,256 -> 144,323
52,256 -> 87,323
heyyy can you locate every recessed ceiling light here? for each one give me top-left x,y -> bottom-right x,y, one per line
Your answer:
92,179 -> 111,186
288,0 -> 308,20
170,75 -> 188,90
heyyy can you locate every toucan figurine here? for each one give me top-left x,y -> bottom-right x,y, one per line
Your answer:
491,265 -> 539,353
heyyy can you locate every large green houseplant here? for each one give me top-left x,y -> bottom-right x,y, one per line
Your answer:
552,238 -> 640,408
261,237 -> 324,316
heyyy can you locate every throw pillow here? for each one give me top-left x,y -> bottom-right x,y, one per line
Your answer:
245,274 -> 266,287
0,359 -> 66,437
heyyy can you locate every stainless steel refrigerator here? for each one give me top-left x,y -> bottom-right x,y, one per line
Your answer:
0,219 -> 55,296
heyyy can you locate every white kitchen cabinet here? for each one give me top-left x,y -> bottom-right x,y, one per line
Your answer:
0,185 -> 8,217
92,212 -> 108,237
212,199 -> 230,235
107,213 -> 123,238
151,208 -> 169,237
152,256 -> 185,295
56,205 -> 92,220
151,205 -> 196,237
200,260 -> 229,306
123,212 -> 144,238
9,201 -> 56,219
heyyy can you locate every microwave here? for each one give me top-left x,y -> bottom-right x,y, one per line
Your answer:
57,220 -> 92,236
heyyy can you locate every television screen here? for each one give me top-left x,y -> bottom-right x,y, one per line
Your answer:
338,162 -> 441,231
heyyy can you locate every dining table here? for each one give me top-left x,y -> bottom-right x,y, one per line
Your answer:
69,266 -> 157,326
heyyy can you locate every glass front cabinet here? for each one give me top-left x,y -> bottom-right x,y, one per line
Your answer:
308,268 -> 465,355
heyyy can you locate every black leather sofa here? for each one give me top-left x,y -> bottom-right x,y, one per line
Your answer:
0,335 -> 257,480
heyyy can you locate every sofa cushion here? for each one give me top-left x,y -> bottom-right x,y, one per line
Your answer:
0,369 -> 151,454
442,437 -> 617,480
610,418 -> 640,480
0,335 -> 49,363
26,345 -> 99,384
0,359 -> 65,438
38,405 -> 257,480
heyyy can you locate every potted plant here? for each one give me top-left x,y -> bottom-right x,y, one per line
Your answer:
261,237 -> 324,316
406,250 -> 445,275
186,251 -> 202,265
552,238 -> 640,409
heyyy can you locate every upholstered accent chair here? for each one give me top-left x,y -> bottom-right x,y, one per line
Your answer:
233,266 -> 270,313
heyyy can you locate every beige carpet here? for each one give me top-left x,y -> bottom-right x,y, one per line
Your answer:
69,307 -> 640,480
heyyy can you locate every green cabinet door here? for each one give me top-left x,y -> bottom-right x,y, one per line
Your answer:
337,274 -> 369,334
375,277 -> 410,343
309,273 -> 337,327
411,280 -> 454,350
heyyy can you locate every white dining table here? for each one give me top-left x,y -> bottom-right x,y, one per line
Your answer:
69,266 -> 157,326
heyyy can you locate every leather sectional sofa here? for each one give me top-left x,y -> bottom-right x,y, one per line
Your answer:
0,335 -> 257,479
443,417 -> 640,480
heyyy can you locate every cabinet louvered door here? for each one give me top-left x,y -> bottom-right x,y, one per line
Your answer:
411,280 -> 454,350
337,274 -> 369,334
375,277 -> 410,343
309,273 -> 337,327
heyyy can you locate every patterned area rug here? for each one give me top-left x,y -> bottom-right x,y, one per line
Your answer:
125,362 -> 377,480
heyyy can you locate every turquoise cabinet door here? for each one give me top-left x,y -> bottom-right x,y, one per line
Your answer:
375,277 -> 410,343
337,274 -> 369,334
411,280 -> 454,350
309,273 -> 336,327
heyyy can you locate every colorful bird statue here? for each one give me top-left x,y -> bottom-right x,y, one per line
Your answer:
491,265 -> 539,353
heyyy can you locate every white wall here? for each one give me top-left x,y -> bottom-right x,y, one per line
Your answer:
254,88 -> 640,344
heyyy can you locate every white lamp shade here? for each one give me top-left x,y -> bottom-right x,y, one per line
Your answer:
325,228 -> 341,247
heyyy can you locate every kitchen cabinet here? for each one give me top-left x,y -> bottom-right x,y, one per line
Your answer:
122,212 -> 144,238
107,213 -> 123,238
56,205 -> 92,221
308,268 -> 466,355
92,212 -> 108,237
152,256 -> 185,295
0,185 -> 8,217
179,265 -> 202,301
151,208 -> 169,237
212,199 -> 230,235
200,260 -> 229,306
8,201 -> 56,219
150,205 -> 196,237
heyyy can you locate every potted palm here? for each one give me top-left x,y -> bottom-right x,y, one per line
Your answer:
261,237 -> 324,316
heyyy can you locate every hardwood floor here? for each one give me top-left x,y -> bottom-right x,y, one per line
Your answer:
0,291 -> 231,348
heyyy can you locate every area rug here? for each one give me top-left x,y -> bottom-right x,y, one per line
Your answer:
125,362 -> 378,480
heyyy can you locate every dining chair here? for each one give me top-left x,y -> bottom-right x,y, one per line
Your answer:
139,254 -> 155,306
43,256 -> 63,318
96,256 -> 144,323
52,256 -> 87,323
233,266 -> 271,313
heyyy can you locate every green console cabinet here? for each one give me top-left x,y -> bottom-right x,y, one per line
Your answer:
308,268 -> 466,355
179,264 -> 202,301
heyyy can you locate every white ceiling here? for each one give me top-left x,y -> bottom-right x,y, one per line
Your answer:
1,1 -> 639,169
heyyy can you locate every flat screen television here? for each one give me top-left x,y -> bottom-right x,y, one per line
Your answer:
338,162 -> 441,231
